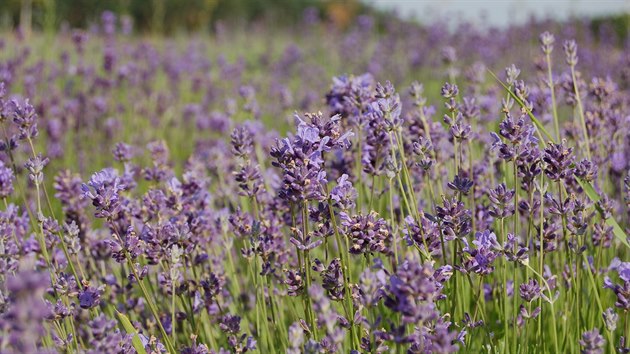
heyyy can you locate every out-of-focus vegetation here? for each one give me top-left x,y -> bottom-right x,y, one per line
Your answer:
590,13 -> 630,46
1,0 -> 628,40
0,0 -> 383,34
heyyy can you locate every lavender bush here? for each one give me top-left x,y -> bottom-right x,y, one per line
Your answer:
0,11 -> 628,354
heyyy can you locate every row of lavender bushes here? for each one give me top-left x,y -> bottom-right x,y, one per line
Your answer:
0,11 -> 628,354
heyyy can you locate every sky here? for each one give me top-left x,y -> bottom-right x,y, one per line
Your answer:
367,0 -> 630,28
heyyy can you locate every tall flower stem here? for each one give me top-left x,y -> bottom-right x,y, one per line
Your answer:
301,201 -> 317,341
523,263 -> 559,353
537,173 -> 545,352
544,51 -> 560,141
468,139 -> 476,235
392,130 -> 430,259
500,218 -> 509,353
512,161 -> 519,354
26,136 -> 87,284
326,197 -> 360,349
388,178 -> 399,270
569,63 -> 591,160
124,249 -> 176,353
580,251 -> 615,353
251,198 -> 276,350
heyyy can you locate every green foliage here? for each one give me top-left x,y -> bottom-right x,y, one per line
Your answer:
116,311 -> 148,354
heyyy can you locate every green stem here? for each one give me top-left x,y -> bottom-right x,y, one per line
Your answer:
111,223 -> 176,353
301,201 -> 317,341
326,197 -> 360,349
569,64 -> 591,160
580,252 -> 615,353
523,262 -> 559,354
500,218 -> 509,353
545,52 -> 560,141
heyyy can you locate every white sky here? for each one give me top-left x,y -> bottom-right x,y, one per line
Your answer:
367,0 -> 630,27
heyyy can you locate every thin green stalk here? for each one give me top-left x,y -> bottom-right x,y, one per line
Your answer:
391,130 -> 429,259
171,274 -> 176,344
580,252 -> 615,353
511,162 -> 519,354
500,217 -> 509,353
523,262 -> 559,354
326,197 -> 360,350
369,174 -> 377,211
388,178 -> 399,270
538,173 -> 545,352
355,128 -> 364,211
110,224 -> 176,353
26,136 -> 86,287
417,104 -> 444,197
545,51 -> 560,141
569,64 -> 591,160
302,201 -> 317,341
468,140 -> 476,235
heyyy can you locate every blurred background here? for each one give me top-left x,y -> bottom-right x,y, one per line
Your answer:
0,0 -> 628,35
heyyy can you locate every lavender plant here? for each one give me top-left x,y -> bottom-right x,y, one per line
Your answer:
0,11 -> 628,354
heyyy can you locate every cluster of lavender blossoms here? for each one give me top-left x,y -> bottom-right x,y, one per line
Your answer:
0,10 -> 628,354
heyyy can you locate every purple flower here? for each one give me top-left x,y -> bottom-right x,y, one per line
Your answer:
505,64 -> 521,86
604,259 -> 630,310
424,319 -> 460,353
309,284 -> 346,352
219,314 -> 241,334
71,30 -> 88,53
24,154 -> 49,185
54,170 -> 90,238
0,161 -> 14,198
403,214 -> 443,257
574,158 -> 598,182
1,269 -> 51,353
330,174 -> 357,211
412,137 -> 434,170
112,143 -> 135,162
543,140 -> 575,181
447,174 -> 473,195
287,322 -> 305,354
519,279 -> 542,302
325,73 -> 375,120
384,259 -> 446,324
579,329 -> 605,354
436,197 -> 472,239
317,258 -> 344,300
87,314 -> 134,353
602,308 -> 618,332
79,286 -> 102,309
82,168 -> 125,219
10,98 -> 38,140
341,211 -> 391,255
488,183 -> 515,219
231,126 -> 254,159
539,31 -> 555,54
461,230 -> 500,276
285,269 -> 304,297
271,113 -> 351,203
234,163 -> 264,198
101,11 -> 117,36
441,82 -> 459,99
564,39 -> 579,66
219,313 -> 256,353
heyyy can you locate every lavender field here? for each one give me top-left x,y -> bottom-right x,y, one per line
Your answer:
0,9 -> 629,354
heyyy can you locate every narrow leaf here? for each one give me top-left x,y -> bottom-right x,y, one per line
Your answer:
575,178 -> 630,248
116,310 -> 148,354
487,69 -> 553,144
